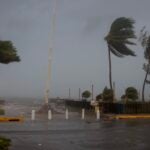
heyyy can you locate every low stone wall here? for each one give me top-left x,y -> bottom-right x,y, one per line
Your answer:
65,100 -> 93,109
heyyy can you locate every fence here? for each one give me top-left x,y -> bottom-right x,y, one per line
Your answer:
65,100 -> 150,114
98,102 -> 150,114
65,100 -> 92,109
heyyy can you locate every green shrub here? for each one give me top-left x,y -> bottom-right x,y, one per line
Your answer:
125,87 -> 138,101
0,137 -> 11,150
0,109 -> 5,115
102,87 -> 113,102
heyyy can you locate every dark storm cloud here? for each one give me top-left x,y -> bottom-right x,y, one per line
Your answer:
0,0 -> 150,99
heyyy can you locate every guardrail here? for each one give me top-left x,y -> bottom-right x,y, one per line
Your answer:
0,117 -> 24,122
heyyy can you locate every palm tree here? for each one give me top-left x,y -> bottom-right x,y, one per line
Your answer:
105,17 -> 136,90
139,28 -> 150,102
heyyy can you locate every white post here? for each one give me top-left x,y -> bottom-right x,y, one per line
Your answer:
65,109 -> 69,120
31,110 -> 35,121
96,109 -> 100,120
81,109 -> 85,120
48,110 -> 52,120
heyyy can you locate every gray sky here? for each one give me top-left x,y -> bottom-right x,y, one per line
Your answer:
0,0 -> 150,100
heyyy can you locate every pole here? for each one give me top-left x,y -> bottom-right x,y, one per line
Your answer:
44,0 -> 57,104
81,108 -> 85,120
91,84 -> 94,100
113,82 -> 116,102
69,88 -> 71,99
31,110 -> 35,121
79,88 -> 81,100
48,110 -> 52,120
96,109 -> 100,120
65,109 -> 69,120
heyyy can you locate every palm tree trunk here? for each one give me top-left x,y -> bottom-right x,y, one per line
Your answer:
108,46 -> 113,90
142,63 -> 150,102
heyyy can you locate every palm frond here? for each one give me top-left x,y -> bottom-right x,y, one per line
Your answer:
110,17 -> 135,33
105,17 -> 136,57
145,36 -> 150,60
110,42 -> 136,57
108,44 -> 124,57
146,80 -> 150,84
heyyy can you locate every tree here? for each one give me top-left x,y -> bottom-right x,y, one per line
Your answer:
143,63 -> 150,84
102,87 -> 113,102
125,87 -> 138,101
105,17 -> 136,90
82,90 -> 91,100
0,41 -> 20,64
96,93 -> 102,101
139,28 -> 150,102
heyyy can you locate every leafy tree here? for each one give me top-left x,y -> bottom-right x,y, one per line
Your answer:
105,17 -> 136,90
139,28 -> 150,102
82,90 -> 91,100
102,87 -> 113,102
96,93 -> 102,101
0,41 -> 20,64
125,87 -> 138,101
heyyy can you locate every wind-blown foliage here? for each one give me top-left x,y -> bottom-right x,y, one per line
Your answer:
105,17 -> 136,90
143,64 -> 150,84
105,17 -> 136,57
0,41 -> 20,64
139,28 -> 150,101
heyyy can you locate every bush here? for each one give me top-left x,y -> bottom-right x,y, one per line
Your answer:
102,87 -> 113,102
0,137 -> 11,150
0,109 -> 5,115
125,87 -> 138,101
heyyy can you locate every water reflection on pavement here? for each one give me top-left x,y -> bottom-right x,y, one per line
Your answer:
0,119 -> 150,150
0,101 -> 150,150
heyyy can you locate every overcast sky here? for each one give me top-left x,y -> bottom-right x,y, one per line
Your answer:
0,0 -> 150,100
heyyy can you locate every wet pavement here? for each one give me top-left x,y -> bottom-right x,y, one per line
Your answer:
1,119 -> 150,150
0,100 -> 150,150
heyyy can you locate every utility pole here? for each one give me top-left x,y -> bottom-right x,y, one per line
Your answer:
91,84 -> 94,100
79,88 -> 81,100
69,88 -> 71,99
113,82 -> 116,102
138,89 -> 140,101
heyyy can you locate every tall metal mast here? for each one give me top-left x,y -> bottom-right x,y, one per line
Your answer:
44,0 -> 57,104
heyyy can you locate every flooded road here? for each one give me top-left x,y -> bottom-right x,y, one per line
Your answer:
0,100 -> 150,150
1,120 -> 150,150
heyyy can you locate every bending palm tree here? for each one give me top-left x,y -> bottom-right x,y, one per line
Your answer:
105,17 -> 136,90
139,29 -> 150,102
